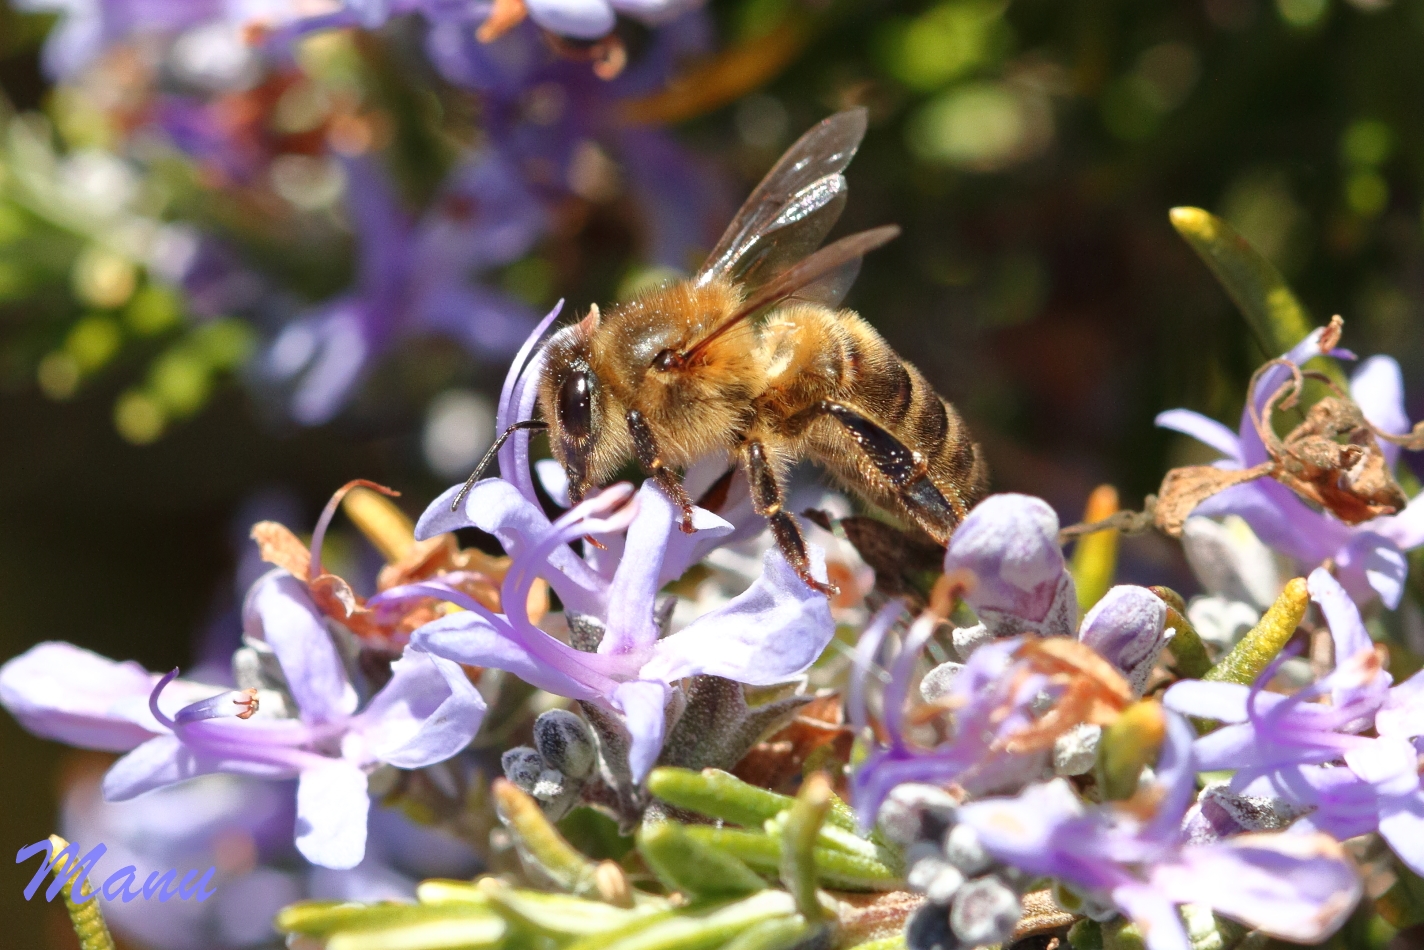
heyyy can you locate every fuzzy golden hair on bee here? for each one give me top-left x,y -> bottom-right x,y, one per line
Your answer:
524,107 -> 987,595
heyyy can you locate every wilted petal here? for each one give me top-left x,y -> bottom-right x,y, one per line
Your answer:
1078,586 -> 1167,695
611,680 -> 668,782
1351,356 -> 1409,470
943,494 -> 1076,636
412,610 -> 602,701
295,762 -> 370,869
352,647 -> 486,769
643,547 -> 834,685
243,570 -> 357,725
1155,409 -> 1243,463
0,642 -> 164,751
1154,834 -> 1360,943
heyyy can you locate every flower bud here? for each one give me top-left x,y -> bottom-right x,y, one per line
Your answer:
878,784 -> 959,847
534,709 -> 598,779
920,661 -> 964,702
909,856 -> 965,905
906,901 -> 962,950
502,746 -> 545,792
943,494 -> 1077,639
1052,723 -> 1102,777
943,824 -> 991,875
1077,586 -> 1169,695
949,876 -> 1021,946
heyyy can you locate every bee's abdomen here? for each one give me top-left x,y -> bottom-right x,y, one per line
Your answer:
833,315 -> 988,535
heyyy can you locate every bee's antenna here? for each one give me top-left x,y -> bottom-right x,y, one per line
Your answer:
452,420 -> 549,511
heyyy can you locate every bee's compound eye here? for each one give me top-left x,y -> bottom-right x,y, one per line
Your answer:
558,370 -> 594,441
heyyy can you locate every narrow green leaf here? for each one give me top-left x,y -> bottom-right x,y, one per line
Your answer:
1168,207 -> 1317,361
718,916 -> 816,950
494,777 -> 600,895
1204,577 -> 1309,686
566,891 -> 799,950
648,768 -> 856,832
681,827 -> 899,891
325,915 -> 507,950
780,773 -> 832,920
478,879 -> 668,936
277,901 -> 500,938
418,881 -> 493,906
638,821 -> 768,897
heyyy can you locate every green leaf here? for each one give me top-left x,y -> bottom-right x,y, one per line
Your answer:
478,879 -> 669,937
647,768 -> 860,832
780,773 -> 833,920
564,891 -> 799,950
637,821 -> 769,898
325,915 -> 507,950
494,778 -> 601,896
1169,208 -> 1313,358
277,901 -> 501,939
680,827 -> 899,891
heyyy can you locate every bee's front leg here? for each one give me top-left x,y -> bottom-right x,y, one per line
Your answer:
626,409 -> 696,532
742,439 -> 838,597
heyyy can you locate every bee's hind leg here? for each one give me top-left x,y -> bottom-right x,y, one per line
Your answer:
742,439 -> 839,597
626,409 -> 696,532
789,400 -> 964,543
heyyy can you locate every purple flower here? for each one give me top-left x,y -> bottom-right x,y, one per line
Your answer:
424,16 -> 733,272
1164,567 -> 1424,875
956,711 -> 1362,950
849,611 -> 1056,822
942,493 -> 1078,640
261,154 -> 542,424
1158,327 -> 1424,607
0,573 -> 486,869
404,476 -> 834,781
16,0 -> 223,77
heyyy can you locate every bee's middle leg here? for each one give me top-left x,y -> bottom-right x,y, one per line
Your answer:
626,409 -> 695,532
742,439 -> 838,597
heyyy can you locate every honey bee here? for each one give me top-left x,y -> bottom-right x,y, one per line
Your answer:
462,109 -> 988,594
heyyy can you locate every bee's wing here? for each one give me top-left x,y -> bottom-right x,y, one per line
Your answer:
683,226 -> 899,362
695,108 -> 868,290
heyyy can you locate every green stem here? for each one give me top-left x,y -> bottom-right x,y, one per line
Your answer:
780,773 -> 832,921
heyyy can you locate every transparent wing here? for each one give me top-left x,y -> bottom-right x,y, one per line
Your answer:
695,108 -> 868,290
683,226 -> 899,363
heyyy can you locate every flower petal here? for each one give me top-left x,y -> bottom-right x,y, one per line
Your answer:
0,642 -> 164,751
295,762 -> 370,869
1378,787 -> 1424,877
1308,568 -> 1374,665
1153,834 -> 1360,943
1351,356 -> 1410,470
611,680 -> 669,782
1372,493 -> 1424,551
642,546 -> 834,685
243,570 -> 357,725
411,609 -> 603,701
353,647 -> 487,769
1110,884 -> 1190,950
1334,531 -> 1407,609
1161,679 -> 1254,722
416,478 -> 606,616
102,735 -> 206,801
1155,409 -> 1243,463
524,0 -> 616,39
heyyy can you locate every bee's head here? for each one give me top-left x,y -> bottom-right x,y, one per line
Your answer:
538,308 -> 627,504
